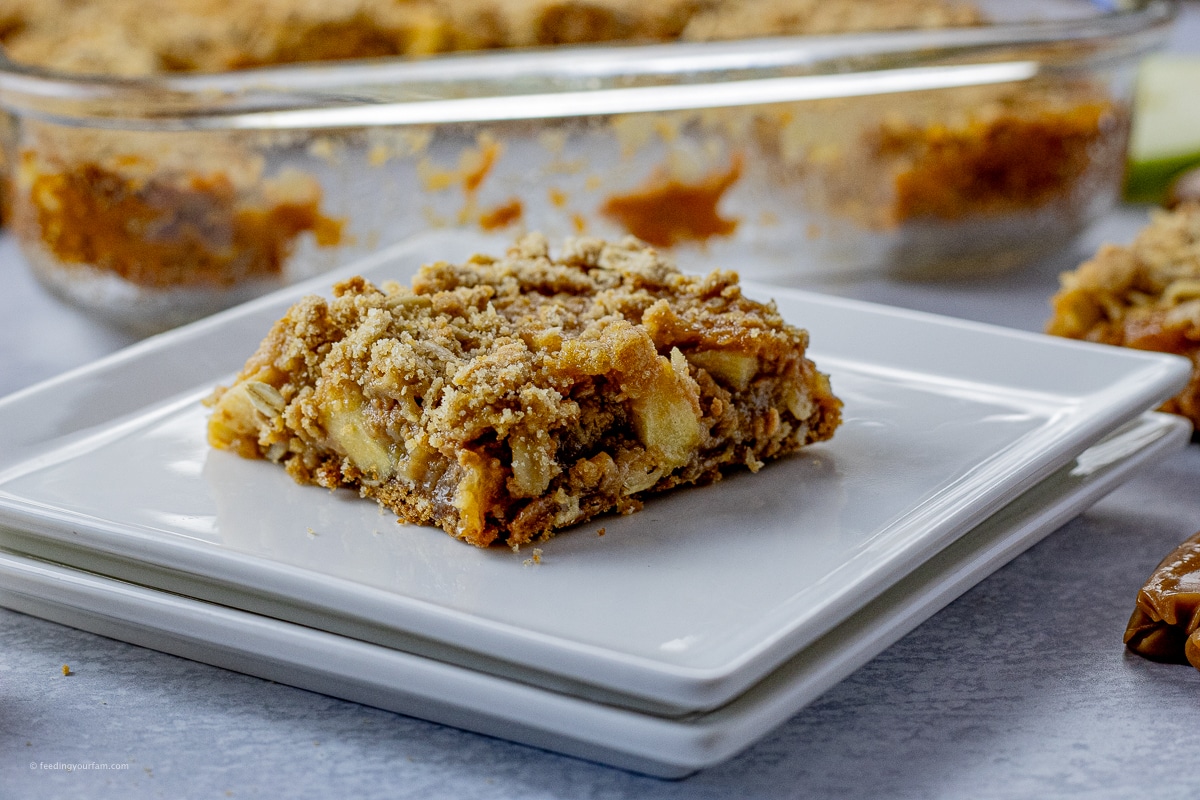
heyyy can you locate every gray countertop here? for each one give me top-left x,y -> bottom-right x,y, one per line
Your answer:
4,11 -> 1200,798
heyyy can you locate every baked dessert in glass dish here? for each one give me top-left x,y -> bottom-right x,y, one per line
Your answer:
206,234 -> 842,548
0,0 -> 984,76
13,130 -> 345,331
0,0 -> 1169,331
1046,202 -> 1200,428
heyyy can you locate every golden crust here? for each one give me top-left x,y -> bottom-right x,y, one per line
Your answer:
207,234 -> 842,547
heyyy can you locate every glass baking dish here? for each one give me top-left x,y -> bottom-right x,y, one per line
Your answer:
0,0 -> 1177,333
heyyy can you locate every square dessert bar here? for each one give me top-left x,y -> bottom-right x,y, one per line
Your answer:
207,235 -> 842,547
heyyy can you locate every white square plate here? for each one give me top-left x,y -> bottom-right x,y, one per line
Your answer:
0,412 -> 1188,777
0,232 -> 1190,714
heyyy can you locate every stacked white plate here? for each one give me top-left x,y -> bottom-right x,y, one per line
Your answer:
0,233 -> 1191,777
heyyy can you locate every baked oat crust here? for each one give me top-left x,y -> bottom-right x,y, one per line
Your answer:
207,234 -> 842,547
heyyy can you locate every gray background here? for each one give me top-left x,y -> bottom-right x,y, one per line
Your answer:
3,7 -> 1200,798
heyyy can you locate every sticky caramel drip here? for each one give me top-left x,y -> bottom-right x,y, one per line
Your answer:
600,156 -> 742,248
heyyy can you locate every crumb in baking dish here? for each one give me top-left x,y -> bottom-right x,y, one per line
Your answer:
880,99 -> 1114,224
16,155 -> 344,289
0,0 -> 985,77
206,234 -> 842,548
761,82 -> 1122,232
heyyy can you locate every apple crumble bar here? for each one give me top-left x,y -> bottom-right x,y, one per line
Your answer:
1046,202 -> 1200,426
206,234 -> 842,548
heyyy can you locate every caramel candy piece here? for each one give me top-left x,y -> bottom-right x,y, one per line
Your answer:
1124,530 -> 1200,669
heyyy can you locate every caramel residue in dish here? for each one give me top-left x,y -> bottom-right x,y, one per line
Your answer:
600,155 -> 742,248
418,134 -> 501,202
479,197 -> 523,230
462,135 -> 501,196
20,156 -> 344,288
1125,529 -> 1200,670
881,102 -> 1111,222
417,159 -> 457,193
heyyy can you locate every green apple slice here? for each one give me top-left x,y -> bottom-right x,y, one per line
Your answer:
1126,55 -> 1200,203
